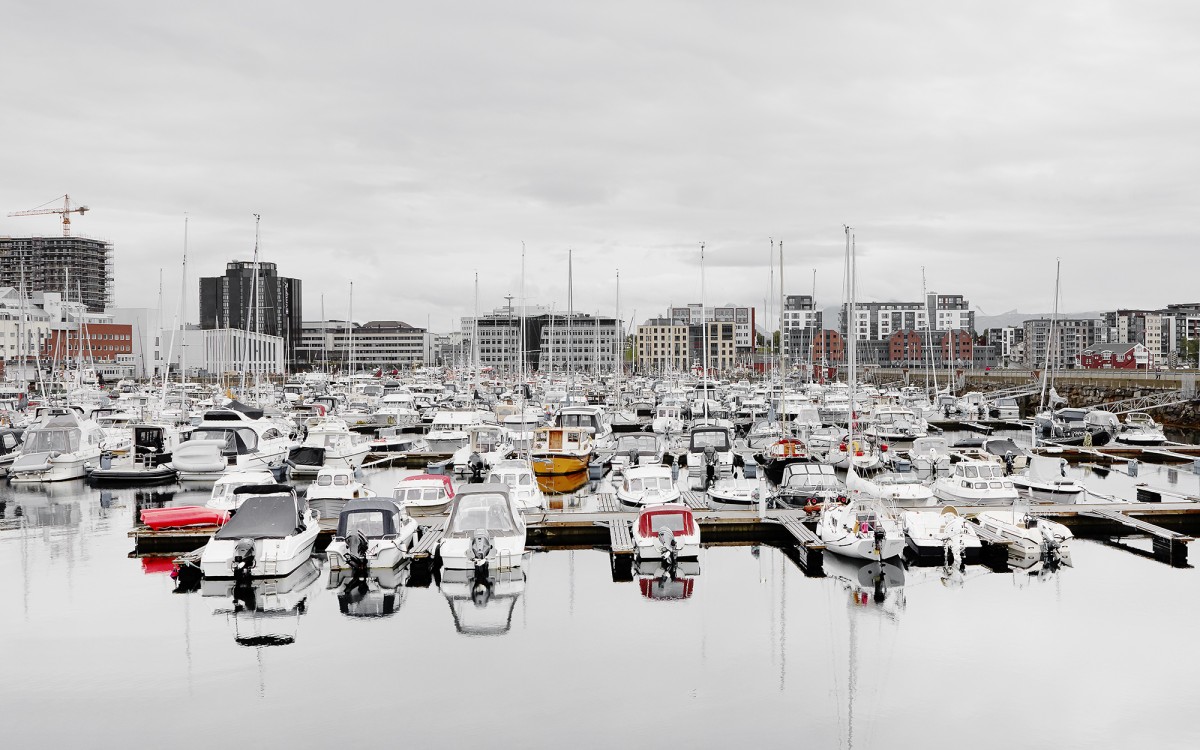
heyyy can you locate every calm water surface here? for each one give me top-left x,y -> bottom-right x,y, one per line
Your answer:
2,445 -> 1198,749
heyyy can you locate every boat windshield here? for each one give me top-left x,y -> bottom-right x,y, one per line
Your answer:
24,429 -> 78,453
559,414 -> 596,430
646,513 -> 687,533
343,511 -> 388,538
617,435 -> 658,452
448,495 -> 516,536
690,430 -> 729,451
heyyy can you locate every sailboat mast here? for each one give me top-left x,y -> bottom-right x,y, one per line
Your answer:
567,249 -> 574,395
700,242 -> 709,417
239,215 -> 260,395
779,240 -> 786,379
1039,258 -> 1061,412
845,226 -> 857,440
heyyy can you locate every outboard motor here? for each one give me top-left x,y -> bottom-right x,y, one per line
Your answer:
1003,452 -> 1015,476
627,448 -> 639,468
232,538 -> 256,580
346,529 -> 370,575
704,446 -> 717,487
657,526 -> 679,568
468,452 -> 485,484
873,525 -> 886,556
470,530 -> 493,579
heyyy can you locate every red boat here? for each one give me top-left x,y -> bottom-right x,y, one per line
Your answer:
140,506 -> 229,530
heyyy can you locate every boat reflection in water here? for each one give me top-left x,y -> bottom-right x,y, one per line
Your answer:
535,469 -> 589,496
825,554 -> 907,613
5,480 -> 83,528
329,566 -> 410,618
440,567 -> 525,636
202,559 -> 322,647
635,559 -> 700,601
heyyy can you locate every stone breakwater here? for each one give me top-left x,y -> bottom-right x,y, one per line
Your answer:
960,369 -> 1200,430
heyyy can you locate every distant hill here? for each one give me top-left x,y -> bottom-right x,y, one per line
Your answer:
975,310 -> 1106,330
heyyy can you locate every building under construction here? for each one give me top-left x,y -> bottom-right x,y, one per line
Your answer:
0,236 -> 115,314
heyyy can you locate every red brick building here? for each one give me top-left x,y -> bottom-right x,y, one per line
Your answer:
812,329 -> 845,364
43,323 -> 133,362
938,330 -> 973,364
888,330 -> 923,364
1079,342 -> 1149,369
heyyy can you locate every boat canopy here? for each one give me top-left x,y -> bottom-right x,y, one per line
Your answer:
214,492 -> 305,540
688,427 -> 730,451
637,505 -> 694,537
336,498 -> 405,538
445,487 -> 517,538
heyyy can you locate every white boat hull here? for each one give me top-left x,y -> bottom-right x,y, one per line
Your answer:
200,523 -> 320,579
439,534 -> 526,571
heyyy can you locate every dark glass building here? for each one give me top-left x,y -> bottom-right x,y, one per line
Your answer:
199,261 -> 302,367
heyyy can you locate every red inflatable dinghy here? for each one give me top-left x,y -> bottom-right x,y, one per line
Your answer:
140,506 -> 229,530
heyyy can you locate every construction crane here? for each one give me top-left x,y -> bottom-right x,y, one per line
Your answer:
7,194 -> 90,236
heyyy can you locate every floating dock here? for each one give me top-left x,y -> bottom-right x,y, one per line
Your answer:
130,498 -> 1200,569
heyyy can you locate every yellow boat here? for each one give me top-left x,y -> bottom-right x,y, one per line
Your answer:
531,427 -> 594,476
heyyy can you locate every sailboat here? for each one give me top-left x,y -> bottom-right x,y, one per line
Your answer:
818,228 -> 905,561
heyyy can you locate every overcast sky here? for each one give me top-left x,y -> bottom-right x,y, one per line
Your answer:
2,1 -> 1198,332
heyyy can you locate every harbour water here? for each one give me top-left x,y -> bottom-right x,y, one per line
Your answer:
2,451 -> 1198,749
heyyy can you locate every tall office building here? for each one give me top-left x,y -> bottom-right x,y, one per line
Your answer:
200,261 -> 302,366
0,236 -> 114,313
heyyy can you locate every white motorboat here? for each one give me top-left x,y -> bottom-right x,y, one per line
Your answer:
199,484 -> 320,579
609,432 -> 665,477
392,473 -> 456,516
651,404 -> 685,436
1009,457 -> 1084,502
485,459 -> 545,512
817,495 -> 906,561
307,466 -> 376,520
368,427 -> 428,454
438,485 -> 527,573
425,409 -> 486,453
87,424 -> 180,485
555,404 -> 613,447
206,470 -> 276,512
933,459 -> 1019,505
682,425 -> 735,491
774,463 -> 845,510
1115,412 -> 1166,446
847,469 -> 935,504
326,498 -> 419,572
974,506 -> 1074,568
707,476 -> 760,508
864,405 -> 927,442
451,424 -> 513,477
901,506 -> 983,563
172,408 -> 292,481
7,411 -> 107,483
287,416 -> 370,478
632,503 -> 700,563
615,465 -> 680,507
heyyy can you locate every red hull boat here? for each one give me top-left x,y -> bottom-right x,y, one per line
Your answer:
140,506 -> 229,530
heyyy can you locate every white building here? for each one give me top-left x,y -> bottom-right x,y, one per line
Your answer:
175,327 -> 286,377
296,320 -> 431,370
842,293 -> 975,341
108,307 -> 165,379
668,304 -> 755,352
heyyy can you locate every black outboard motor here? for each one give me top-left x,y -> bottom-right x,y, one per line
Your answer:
468,452 -> 485,483
873,525 -> 886,556
232,538 -> 256,581
704,446 -> 717,487
345,529 -> 370,575
628,448 -> 639,468
1004,452 -> 1015,476
658,526 -> 679,568
470,530 -> 493,579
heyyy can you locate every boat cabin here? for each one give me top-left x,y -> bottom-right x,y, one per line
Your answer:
393,474 -> 455,504
445,487 -> 519,538
688,426 -> 731,453
533,427 -> 593,453
636,504 -> 695,538
336,498 -> 408,540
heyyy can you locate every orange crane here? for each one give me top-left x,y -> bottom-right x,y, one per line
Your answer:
7,194 -> 90,236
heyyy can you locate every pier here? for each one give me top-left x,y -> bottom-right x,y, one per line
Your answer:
130,499 -> 1200,569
